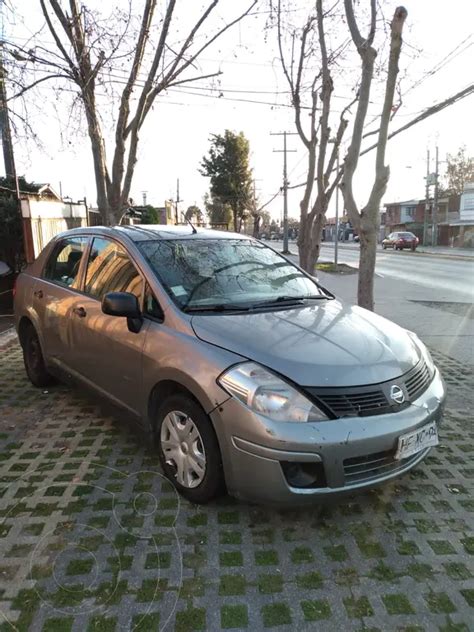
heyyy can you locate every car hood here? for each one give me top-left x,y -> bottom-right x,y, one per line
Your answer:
191,300 -> 420,387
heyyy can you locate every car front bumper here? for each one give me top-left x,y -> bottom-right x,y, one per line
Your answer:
210,368 -> 446,505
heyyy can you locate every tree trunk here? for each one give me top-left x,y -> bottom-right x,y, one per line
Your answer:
253,214 -> 261,238
357,219 -> 378,310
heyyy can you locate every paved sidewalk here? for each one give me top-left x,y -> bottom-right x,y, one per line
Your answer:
0,342 -> 473,631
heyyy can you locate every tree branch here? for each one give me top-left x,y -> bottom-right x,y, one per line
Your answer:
167,70 -> 222,89
7,73 -> 72,101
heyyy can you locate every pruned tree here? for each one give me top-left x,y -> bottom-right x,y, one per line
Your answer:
274,0 -> 357,272
340,2 -> 407,310
200,130 -> 253,232
9,0 -> 257,225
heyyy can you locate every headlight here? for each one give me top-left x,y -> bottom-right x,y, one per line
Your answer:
406,330 -> 435,374
218,362 -> 328,422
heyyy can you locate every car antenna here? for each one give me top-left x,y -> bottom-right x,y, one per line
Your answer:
186,218 -> 197,234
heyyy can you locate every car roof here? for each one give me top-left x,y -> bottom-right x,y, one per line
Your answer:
55,225 -> 252,243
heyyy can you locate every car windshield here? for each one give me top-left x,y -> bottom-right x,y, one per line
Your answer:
137,238 -> 324,310
398,232 -> 415,238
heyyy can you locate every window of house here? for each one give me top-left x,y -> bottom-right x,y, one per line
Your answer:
84,238 -> 143,301
43,237 -> 88,288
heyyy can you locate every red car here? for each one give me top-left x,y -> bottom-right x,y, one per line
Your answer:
382,231 -> 419,251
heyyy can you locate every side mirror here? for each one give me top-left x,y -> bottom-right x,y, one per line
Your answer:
102,291 -> 142,333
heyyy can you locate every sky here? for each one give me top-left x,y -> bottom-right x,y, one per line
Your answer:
4,0 -> 474,222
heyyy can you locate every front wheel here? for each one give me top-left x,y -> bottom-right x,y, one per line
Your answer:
22,324 -> 55,387
155,393 -> 225,504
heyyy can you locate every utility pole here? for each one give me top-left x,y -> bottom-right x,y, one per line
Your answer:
271,131 -> 296,254
423,149 -> 430,246
0,53 -> 16,182
175,178 -> 180,225
432,146 -> 439,247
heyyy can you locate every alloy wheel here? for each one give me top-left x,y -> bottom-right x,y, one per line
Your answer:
160,410 -> 206,488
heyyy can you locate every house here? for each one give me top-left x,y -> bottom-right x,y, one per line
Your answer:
450,182 -> 474,248
384,194 -> 465,246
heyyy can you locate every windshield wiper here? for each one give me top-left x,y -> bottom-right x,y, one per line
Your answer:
183,303 -> 251,313
251,294 -> 331,308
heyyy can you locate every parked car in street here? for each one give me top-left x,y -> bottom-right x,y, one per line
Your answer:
14,226 -> 445,505
382,231 -> 419,250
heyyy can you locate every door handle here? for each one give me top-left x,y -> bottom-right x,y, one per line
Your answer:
73,306 -> 87,318
34,290 -> 43,299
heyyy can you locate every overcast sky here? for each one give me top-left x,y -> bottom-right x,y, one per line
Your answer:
5,0 -> 474,221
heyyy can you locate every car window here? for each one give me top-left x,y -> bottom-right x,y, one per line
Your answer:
84,237 -> 143,301
43,237 -> 88,288
144,283 -> 163,320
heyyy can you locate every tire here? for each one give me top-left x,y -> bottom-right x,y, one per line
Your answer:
382,244 -> 387,250
22,324 -> 55,387
155,393 -> 225,504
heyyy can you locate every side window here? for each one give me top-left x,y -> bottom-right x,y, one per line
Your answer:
84,238 -> 143,301
43,237 -> 88,288
144,283 -> 164,320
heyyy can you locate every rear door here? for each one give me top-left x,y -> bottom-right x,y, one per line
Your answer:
67,236 -> 149,414
33,236 -> 89,367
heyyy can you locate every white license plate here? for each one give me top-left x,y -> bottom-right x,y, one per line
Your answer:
395,421 -> 439,460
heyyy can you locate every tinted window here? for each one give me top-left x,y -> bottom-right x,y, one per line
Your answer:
44,237 -> 88,288
138,238 -> 322,310
84,238 -> 143,301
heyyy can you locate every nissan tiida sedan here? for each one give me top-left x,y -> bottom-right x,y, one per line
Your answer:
14,226 -> 445,505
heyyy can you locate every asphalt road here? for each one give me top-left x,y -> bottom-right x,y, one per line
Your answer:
273,241 -> 474,302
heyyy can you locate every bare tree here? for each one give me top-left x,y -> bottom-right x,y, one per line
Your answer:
340,2 -> 407,310
274,0 -> 357,272
10,0 -> 257,224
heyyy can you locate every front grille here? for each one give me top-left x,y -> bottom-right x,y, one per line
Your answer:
305,358 -> 433,419
405,359 -> 432,401
343,447 -> 429,486
317,391 -> 390,417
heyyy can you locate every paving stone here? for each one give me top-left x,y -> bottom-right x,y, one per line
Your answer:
0,343 -> 473,630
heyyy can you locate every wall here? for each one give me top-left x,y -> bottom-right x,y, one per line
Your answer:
21,197 -> 89,259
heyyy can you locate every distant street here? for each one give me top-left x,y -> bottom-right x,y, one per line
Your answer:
273,241 -> 474,302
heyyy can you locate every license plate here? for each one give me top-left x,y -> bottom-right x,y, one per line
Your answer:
395,421 -> 439,460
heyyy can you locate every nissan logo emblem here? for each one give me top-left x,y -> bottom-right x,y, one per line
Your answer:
390,384 -> 405,404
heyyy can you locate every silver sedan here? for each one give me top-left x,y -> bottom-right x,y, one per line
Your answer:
14,226 -> 446,505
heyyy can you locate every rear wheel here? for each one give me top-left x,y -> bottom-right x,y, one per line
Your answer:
22,324 -> 55,387
155,393 -> 225,503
